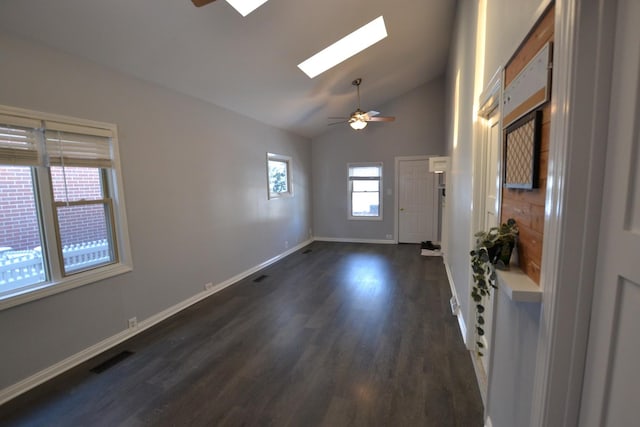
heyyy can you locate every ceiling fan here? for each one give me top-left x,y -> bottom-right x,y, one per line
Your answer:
329,78 -> 396,130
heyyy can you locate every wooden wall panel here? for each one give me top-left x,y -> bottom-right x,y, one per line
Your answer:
500,5 -> 554,285
517,226 -> 544,284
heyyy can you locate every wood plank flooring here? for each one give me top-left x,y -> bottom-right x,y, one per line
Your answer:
0,242 -> 483,426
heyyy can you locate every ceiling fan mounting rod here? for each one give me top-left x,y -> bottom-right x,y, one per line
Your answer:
352,78 -> 363,110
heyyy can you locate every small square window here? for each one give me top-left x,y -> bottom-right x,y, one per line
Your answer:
267,153 -> 293,199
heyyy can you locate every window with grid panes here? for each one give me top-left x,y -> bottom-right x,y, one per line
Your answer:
0,106 -> 131,309
348,163 -> 382,220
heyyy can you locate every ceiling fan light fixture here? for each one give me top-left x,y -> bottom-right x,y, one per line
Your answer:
297,16 -> 388,78
349,118 -> 367,130
225,0 -> 269,16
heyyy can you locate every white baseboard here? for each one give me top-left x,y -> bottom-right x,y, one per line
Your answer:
0,239 -> 313,405
313,236 -> 396,244
0,328 -> 132,406
444,259 -> 467,345
446,259 -> 488,406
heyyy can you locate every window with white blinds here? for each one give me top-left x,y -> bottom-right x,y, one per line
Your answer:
0,115 -> 115,168
45,122 -> 113,168
348,163 -> 383,220
0,114 -> 42,166
0,106 -> 131,310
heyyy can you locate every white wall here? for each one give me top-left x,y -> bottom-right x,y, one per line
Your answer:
444,0 -> 478,343
0,33 -> 312,391
484,0 -> 552,89
444,1 -> 548,426
311,78 -> 446,241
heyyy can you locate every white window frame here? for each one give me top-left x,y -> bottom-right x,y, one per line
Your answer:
0,105 -> 132,310
266,152 -> 293,199
348,162 -> 383,221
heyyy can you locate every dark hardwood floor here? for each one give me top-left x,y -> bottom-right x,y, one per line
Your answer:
0,242 -> 483,426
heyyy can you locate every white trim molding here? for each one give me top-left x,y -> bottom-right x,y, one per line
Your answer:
530,0 -> 617,426
0,327 -> 134,406
313,237 -> 396,244
0,239 -> 313,405
477,67 -> 503,120
468,67 -> 504,360
444,258 -> 467,344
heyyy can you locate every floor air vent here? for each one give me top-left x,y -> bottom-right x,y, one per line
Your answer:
302,249 -> 312,254
253,274 -> 268,283
90,350 -> 134,374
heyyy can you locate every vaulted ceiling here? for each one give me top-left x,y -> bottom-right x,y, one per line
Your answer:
0,0 -> 456,138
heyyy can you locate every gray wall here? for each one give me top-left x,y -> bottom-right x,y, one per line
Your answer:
311,78 -> 446,241
444,1 -> 548,426
0,33 -> 312,390
443,0 -> 478,338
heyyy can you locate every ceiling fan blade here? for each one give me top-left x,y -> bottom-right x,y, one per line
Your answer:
328,117 -> 349,120
328,121 -> 348,126
367,110 -> 380,117
191,0 -> 217,7
367,116 -> 396,122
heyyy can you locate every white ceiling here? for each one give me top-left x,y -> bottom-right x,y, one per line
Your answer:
0,0 -> 456,138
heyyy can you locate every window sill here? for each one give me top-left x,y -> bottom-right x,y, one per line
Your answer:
268,190 -> 293,200
496,266 -> 542,303
348,216 -> 383,221
0,263 -> 132,311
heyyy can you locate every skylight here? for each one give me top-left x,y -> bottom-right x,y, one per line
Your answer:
226,0 -> 269,17
298,16 -> 388,79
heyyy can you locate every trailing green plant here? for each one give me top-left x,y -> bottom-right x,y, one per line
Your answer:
470,218 -> 519,356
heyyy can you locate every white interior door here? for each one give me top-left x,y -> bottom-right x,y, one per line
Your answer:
579,1 -> 640,425
398,159 -> 437,243
484,117 -> 500,231
480,113 -> 501,375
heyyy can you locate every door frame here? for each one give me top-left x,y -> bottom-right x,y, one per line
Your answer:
394,155 -> 441,244
530,0 -> 618,425
471,66 -> 504,406
474,67 -> 503,240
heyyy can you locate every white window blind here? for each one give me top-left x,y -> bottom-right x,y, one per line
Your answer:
0,114 -> 42,166
349,164 -> 382,179
45,121 -> 113,168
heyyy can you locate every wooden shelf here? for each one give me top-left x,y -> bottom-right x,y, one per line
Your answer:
497,266 -> 542,303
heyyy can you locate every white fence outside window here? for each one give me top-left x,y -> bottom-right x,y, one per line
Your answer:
0,240 -> 110,290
